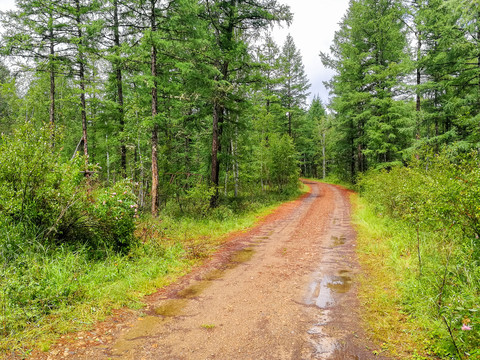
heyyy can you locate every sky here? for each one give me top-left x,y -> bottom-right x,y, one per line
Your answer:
271,0 -> 350,106
0,0 -> 350,106
0,0 -> 15,12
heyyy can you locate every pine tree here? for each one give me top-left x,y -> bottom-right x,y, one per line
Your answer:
302,96 -> 326,178
201,0 -> 292,207
0,0 -> 71,140
322,0 -> 413,180
278,34 -> 310,137
256,34 -> 282,114
414,0 -> 480,149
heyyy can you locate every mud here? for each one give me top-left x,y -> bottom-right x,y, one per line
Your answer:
33,181 -> 389,360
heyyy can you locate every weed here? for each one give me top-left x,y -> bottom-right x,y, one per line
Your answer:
201,324 -> 215,329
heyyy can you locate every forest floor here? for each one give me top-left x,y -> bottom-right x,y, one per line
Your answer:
32,180 -> 388,360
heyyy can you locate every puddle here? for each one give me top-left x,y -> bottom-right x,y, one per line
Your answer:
204,269 -> 225,281
331,235 -> 346,246
231,247 -> 255,263
177,281 -> 211,299
154,299 -> 189,317
308,273 -> 353,309
327,274 -> 352,294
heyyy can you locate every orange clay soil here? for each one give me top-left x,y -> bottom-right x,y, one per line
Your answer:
32,180 -> 389,360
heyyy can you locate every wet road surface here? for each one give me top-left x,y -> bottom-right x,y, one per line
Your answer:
39,181 -> 387,360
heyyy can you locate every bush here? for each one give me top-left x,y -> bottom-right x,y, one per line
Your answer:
264,134 -> 300,193
0,122 -> 138,256
0,122 -> 140,347
358,149 -> 480,358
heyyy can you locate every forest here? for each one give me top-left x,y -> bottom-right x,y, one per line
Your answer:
0,0 -> 479,358
323,0 -> 480,358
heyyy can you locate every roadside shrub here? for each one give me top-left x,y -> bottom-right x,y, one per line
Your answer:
0,122 -> 140,348
264,134 -> 300,193
358,149 -> 480,359
183,183 -> 215,216
0,122 -> 138,255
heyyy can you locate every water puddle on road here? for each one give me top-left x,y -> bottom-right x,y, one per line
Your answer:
308,271 -> 353,309
230,247 -> 255,264
331,235 -> 346,246
154,299 -> 189,317
154,246 -> 257,316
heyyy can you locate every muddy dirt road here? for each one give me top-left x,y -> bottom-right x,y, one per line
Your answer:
42,181 -> 384,360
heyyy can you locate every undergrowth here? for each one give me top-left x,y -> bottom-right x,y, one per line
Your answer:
354,195 -> 437,359
355,150 -> 480,360
1,182 -> 302,357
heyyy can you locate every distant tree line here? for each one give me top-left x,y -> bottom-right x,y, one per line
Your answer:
0,0 -> 321,217
322,0 -> 480,181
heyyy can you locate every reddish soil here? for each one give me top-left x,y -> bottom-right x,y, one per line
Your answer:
32,180 -> 387,360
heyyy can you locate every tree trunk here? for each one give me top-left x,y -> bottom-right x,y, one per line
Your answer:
477,24 -> 480,110
151,123 -> 159,217
416,31 -> 422,142
287,111 -> 292,137
75,0 -> 88,164
210,100 -> 221,207
233,125 -> 239,197
49,21 -> 55,145
150,0 -> 160,217
322,131 -> 326,179
113,0 -> 126,176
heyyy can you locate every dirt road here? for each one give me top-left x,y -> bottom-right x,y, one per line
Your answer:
42,181 -> 384,359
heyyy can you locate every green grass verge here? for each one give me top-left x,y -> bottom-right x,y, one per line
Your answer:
1,189 -> 304,357
303,176 -> 356,191
352,195 -> 432,358
353,194 -> 480,360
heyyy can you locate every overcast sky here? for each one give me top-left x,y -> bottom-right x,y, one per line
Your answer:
271,0 -> 350,105
0,0 -> 349,106
0,0 -> 15,13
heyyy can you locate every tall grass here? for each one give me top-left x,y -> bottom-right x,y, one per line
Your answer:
355,151 -> 480,360
1,187 -> 302,357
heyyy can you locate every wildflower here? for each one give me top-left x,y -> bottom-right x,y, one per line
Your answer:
102,201 -> 106,205
118,199 -> 123,203
112,192 -> 117,196
462,324 -> 472,331
130,204 -> 135,208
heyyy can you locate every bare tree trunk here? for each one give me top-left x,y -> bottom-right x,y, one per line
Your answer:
224,167 -> 228,196
287,111 -> 292,137
49,24 -> 55,145
477,24 -> 480,109
106,134 -> 110,185
137,128 -> 145,209
322,131 -> 326,179
416,31 -> 422,144
232,126 -> 239,197
210,101 -> 221,207
151,123 -> 159,216
113,0 -> 126,176
234,138 -> 239,197
75,0 -> 88,166
150,0 -> 160,216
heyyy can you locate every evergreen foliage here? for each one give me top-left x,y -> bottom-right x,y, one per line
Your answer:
322,0 -> 413,180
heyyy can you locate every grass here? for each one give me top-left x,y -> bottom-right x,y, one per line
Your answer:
1,188 -> 304,357
352,194 -> 480,359
201,324 -> 216,329
352,194 -> 432,358
305,175 -> 356,191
